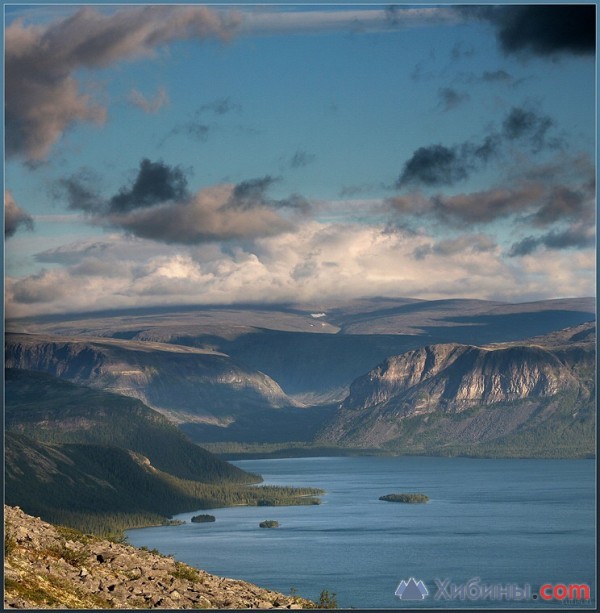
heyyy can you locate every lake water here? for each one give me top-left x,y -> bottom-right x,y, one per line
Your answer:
127,456 -> 596,609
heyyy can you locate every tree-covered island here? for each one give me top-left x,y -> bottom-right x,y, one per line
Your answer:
379,493 -> 429,503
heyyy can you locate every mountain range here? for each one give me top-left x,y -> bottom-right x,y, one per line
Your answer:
4,296 -> 596,524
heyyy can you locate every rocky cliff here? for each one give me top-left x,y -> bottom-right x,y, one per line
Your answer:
5,334 -> 293,424
318,323 -> 595,454
341,343 -> 579,416
4,505 -> 313,609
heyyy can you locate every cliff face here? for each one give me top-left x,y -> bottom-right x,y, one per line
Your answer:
342,343 -> 578,416
4,505 -> 312,610
5,334 -> 292,424
318,324 -> 595,451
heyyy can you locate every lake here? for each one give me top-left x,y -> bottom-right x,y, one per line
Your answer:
126,456 -> 596,609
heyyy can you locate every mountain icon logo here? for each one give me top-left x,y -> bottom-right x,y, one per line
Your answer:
395,577 -> 429,600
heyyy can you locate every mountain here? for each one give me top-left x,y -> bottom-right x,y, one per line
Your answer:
4,504 -> 313,609
4,333 -> 292,424
4,368 -> 255,483
317,322 -> 595,457
4,370 -> 326,533
9,297 -> 595,403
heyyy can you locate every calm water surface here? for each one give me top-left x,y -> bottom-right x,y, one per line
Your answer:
127,456 -> 595,608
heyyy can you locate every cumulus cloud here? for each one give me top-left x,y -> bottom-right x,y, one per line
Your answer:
53,160 -> 306,243
473,5 -> 596,57
5,191 -> 34,237
396,106 -> 559,189
388,165 -> 595,231
127,87 -> 169,113
5,5 -> 241,161
109,159 -> 190,213
5,221 -> 594,318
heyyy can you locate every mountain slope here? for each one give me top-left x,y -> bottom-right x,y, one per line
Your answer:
4,368 -> 255,483
5,333 -> 292,424
317,323 -> 595,457
4,505 -> 314,609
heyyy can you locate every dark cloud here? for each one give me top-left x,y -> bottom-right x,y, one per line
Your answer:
502,107 -> 556,152
5,6 -> 241,161
396,138 -> 501,188
462,5 -> 595,57
289,150 -> 316,169
438,87 -> 469,112
492,5 -> 595,57
229,176 -> 278,209
431,184 -> 544,224
228,176 -> 310,214
396,145 -> 469,188
509,224 -> 595,257
5,190 -> 34,237
397,106 -> 557,189
109,159 -> 189,212
529,185 -> 593,227
53,168 -> 104,212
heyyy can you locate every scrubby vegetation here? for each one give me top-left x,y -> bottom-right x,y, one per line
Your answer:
379,493 -> 429,503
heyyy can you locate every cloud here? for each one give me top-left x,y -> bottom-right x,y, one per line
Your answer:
52,160 -> 307,243
509,223 -> 595,257
388,164 -> 595,229
396,106 -> 558,189
289,150 -> 316,169
240,7 -> 460,36
5,5 -> 241,161
501,107 -> 556,152
197,97 -> 240,116
109,159 -> 190,213
127,87 -> 169,113
52,168 -> 104,212
413,234 -> 497,260
486,5 -> 595,57
396,140 -> 499,188
438,87 -> 469,112
4,191 -> 34,237
6,221 -> 594,318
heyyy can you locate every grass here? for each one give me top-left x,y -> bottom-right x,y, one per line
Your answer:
170,562 -> 202,582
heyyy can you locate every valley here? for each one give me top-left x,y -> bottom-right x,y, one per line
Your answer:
4,297 -> 596,534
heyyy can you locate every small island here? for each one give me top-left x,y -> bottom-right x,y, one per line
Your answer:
379,493 -> 429,504
259,520 -> 280,529
191,514 -> 216,523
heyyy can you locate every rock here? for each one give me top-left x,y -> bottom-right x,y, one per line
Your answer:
3,504 -> 316,610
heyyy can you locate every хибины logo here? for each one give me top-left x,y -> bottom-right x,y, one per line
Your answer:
395,578 -> 429,600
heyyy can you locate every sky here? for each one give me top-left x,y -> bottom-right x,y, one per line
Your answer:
3,2 -> 597,318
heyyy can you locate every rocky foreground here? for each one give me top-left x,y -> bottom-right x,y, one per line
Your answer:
4,506 -> 314,609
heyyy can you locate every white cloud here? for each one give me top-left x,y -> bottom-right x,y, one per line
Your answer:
5,221 -> 594,318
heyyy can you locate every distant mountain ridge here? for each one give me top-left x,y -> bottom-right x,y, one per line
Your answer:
5,333 -> 293,424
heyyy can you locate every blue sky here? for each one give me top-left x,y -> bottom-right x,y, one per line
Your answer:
4,3 -> 596,317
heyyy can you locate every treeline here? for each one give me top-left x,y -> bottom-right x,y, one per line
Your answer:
5,432 -> 324,536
